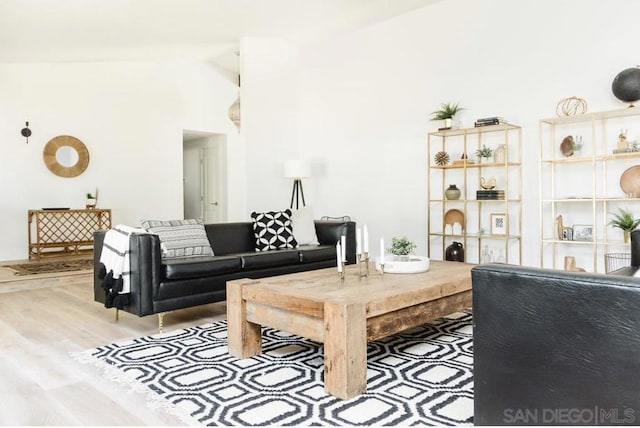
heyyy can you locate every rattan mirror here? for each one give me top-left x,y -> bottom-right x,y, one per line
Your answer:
43,135 -> 89,177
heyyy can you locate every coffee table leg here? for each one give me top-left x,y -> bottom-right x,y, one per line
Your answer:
227,281 -> 262,358
323,301 -> 367,399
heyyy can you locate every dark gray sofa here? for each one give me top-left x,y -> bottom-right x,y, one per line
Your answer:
471,263 -> 640,425
93,220 -> 355,324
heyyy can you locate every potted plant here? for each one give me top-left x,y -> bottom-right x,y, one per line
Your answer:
608,208 -> 640,243
388,236 -> 417,261
430,102 -> 464,130
86,192 -> 97,209
475,145 -> 493,162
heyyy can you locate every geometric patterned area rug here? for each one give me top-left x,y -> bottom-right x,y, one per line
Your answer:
73,311 -> 473,426
6,258 -> 93,275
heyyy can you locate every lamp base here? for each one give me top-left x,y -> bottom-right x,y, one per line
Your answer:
289,179 -> 306,210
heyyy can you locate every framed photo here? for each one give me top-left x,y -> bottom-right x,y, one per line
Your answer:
490,213 -> 507,236
573,224 -> 593,241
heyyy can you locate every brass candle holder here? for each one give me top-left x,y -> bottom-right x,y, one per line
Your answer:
338,260 -> 346,284
379,261 -> 385,275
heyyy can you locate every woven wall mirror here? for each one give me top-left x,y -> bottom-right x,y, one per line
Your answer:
43,135 -> 89,177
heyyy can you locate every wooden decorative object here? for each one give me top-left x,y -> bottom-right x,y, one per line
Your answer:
620,165 -> 640,197
560,135 -> 575,156
555,96 -> 588,117
556,214 -> 564,240
444,209 -> 464,229
617,129 -> 628,150
43,135 -> 90,178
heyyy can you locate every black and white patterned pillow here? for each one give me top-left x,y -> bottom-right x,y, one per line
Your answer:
140,218 -> 213,259
251,210 -> 298,251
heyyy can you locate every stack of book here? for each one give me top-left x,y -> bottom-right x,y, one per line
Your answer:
474,117 -> 507,127
477,190 -> 505,200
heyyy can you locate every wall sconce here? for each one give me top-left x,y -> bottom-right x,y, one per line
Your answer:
21,121 -> 31,144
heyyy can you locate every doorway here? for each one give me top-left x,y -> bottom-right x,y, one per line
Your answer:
183,131 -> 227,223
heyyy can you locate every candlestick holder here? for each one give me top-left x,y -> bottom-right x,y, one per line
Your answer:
379,261 -> 385,275
338,261 -> 346,284
358,252 -> 370,279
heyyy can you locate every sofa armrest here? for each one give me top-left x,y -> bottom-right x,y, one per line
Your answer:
93,230 -> 162,317
314,220 -> 356,264
93,230 -> 107,305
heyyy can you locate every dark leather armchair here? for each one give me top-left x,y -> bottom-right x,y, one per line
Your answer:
472,263 -> 640,425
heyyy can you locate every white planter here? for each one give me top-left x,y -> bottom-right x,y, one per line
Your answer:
375,256 -> 430,274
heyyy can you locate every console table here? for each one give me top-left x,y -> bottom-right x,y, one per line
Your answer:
28,209 -> 112,260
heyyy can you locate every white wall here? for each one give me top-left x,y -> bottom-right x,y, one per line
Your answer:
0,60 -> 246,261
243,0 -> 640,267
5,0 -> 639,264
241,37 -> 303,213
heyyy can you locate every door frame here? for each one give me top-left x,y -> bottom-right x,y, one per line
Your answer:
183,130 -> 228,223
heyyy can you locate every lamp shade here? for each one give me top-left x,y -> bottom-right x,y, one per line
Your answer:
283,159 -> 311,178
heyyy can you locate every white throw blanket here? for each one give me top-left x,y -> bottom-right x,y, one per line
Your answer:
100,224 -> 147,302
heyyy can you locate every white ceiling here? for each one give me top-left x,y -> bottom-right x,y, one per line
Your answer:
0,0 -> 439,72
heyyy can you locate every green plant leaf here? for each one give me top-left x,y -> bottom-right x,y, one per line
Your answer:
387,235 -> 417,256
475,145 -> 493,158
430,102 -> 464,121
608,208 -> 640,231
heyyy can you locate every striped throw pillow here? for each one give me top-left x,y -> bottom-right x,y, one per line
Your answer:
140,218 -> 213,259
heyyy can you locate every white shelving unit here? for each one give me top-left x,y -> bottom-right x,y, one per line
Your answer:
539,107 -> 640,273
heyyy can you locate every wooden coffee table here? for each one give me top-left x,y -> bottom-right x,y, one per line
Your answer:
226,260 -> 473,399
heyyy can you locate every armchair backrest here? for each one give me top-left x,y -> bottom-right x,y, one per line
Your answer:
472,264 -> 640,425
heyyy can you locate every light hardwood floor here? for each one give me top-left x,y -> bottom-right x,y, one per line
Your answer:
0,267 -> 227,425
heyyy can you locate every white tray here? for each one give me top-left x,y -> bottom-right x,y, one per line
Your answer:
375,256 -> 430,274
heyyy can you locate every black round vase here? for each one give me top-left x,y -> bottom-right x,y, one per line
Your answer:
612,66 -> 640,104
445,241 -> 465,262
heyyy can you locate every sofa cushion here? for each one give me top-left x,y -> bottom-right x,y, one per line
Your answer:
141,218 -> 213,259
163,255 -> 241,280
251,210 -> 298,251
239,249 -> 300,270
298,245 -> 336,263
291,206 -> 319,245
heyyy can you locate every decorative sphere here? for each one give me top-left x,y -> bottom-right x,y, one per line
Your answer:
612,66 -> 640,103
434,151 -> 450,166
